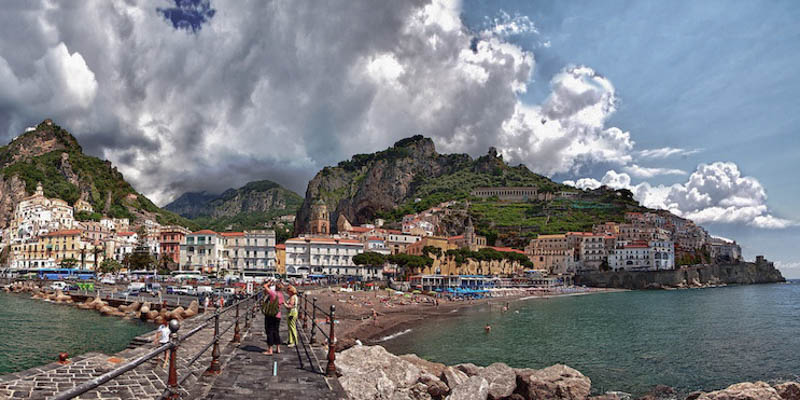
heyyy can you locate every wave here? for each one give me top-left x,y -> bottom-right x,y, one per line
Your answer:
377,328 -> 412,342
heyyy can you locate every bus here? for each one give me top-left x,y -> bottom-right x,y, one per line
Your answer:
170,270 -> 205,281
17,268 -> 95,280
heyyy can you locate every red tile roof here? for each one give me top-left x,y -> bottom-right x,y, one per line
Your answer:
117,231 -> 136,236
348,227 -> 372,233
192,229 -> 218,235
275,244 -> 286,249
220,232 -> 245,237
367,236 -> 383,241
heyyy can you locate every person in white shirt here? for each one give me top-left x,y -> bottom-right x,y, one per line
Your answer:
153,319 -> 170,369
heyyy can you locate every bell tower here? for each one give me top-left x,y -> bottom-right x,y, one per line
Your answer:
310,199 -> 330,235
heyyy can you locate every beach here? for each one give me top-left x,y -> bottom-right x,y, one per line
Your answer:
305,286 -> 624,349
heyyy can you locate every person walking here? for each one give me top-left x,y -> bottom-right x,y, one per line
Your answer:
285,285 -> 299,348
261,281 -> 284,355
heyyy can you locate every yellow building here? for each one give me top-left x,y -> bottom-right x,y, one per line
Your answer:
10,229 -> 100,270
525,234 -> 573,275
275,243 -> 286,275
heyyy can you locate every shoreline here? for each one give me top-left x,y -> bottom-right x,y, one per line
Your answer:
308,286 -> 626,349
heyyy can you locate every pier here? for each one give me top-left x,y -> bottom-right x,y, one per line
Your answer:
0,291 -> 345,399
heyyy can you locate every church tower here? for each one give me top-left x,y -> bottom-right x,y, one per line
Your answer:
310,199 -> 330,235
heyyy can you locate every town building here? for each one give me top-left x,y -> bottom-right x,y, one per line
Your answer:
406,236 -> 455,256
179,230 -> 227,273
284,236 -> 366,278
525,234 -> 574,275
365,236 -> 391,255
470,186 -> 550,201
8,183 -> 75,244
447,220 -> 486,251
221,230 -> 277,273
159,225 -> 190,264
10,229 -> 99,270
275,243 -> 286,275
709,237 -> 742,262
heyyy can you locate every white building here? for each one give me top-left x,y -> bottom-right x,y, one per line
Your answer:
9,183 -> 75,244
179,230 -> 228,273
221,230 -> 277,273
650,240 -> 675,270
608,243 -> 652,271
365,236 -> 391,255
284,236 -> 369,278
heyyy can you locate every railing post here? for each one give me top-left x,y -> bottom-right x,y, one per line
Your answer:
166,319 -> 181,400
232,303 -> 241,343
310,297 -> 318,344
205,310 -> 221,375
302,293 -> 309,331
244,298 -> 251,330
325,305 -> 336,376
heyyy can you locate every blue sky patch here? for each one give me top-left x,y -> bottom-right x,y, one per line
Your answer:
157,0 -> 216,33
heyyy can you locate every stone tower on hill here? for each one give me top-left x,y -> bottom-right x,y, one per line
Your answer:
310,199 -> 330,235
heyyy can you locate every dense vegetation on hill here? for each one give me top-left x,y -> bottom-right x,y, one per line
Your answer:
166,179 -> 302,232
0,120 -> 196,229
297,135 -> 648,248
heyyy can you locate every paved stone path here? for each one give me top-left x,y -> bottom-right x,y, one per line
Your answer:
0,303 -> 252,400
197,312 -> 346,399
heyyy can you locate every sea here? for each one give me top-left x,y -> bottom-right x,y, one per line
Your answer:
0,291 -> 154,375
382,281 -> 800,396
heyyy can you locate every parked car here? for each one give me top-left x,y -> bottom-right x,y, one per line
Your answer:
197,286 -> 213,295
100,277 -> 116,285
181,285 -> 197,296
166,286 -> 177,294
50,281 -> 68,291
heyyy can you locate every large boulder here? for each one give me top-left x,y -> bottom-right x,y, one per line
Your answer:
774,382 -> 800,400
400,354 -> 447,377
515,364 -> 591,400
390,382 -> 433,400
182,301 -> 199,318
695,382 -> 782,400
336,345 -> 422,400
441,367 -> 469,389
446,376 -> 489,400
590,392 -> 631,400
419,373 -> 449,398
477,363 -> 516,400
455,363 -> 483,377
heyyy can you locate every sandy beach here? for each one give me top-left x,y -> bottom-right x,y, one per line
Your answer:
304,286 -> 626,349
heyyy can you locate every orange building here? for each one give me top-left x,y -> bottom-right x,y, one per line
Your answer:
159,225 -> 190,264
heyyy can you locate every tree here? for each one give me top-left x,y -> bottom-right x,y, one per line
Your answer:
353,252 -> 386,266
421,246 -> 442,258
99,259 -> 122,274
60,258 -> 79,269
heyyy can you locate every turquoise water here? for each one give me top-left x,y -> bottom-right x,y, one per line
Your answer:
0,292 -> 154,374
383,282 -> 800,396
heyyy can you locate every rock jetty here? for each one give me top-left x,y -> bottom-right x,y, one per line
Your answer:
3,281 -> 198,323
335,345 -> 800,400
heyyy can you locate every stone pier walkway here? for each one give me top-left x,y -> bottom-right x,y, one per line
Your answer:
197,312 -> 346,399
0,306 -> 245,399
0,304 -> 346,399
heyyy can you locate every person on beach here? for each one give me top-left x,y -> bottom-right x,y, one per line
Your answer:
261,281 -> 284,355
372,308 -> 378,326
153,319 -> 170,369
285,285 -> 299,347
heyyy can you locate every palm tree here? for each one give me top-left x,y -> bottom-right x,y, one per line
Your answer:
93,246 -> 104,272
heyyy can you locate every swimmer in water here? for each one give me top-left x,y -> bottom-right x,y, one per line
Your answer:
485,324 -> 491,334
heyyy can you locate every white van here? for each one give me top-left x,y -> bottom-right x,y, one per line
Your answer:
127,282 -> 146,292
181,285 -> 197,296
196,286 -> 213,294
50,281 -> 68,291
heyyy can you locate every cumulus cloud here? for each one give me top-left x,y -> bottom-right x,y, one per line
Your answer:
565,162 -> 795,229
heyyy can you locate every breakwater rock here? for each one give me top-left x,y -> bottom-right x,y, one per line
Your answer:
575,257 -> 785,290
335,345 -> 800,400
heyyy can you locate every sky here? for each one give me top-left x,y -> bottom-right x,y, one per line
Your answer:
0,0 -> 798,276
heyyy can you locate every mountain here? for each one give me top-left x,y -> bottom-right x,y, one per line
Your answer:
165,179 -> 303,231
295,135 -> 648,248
0,119 -> 195,229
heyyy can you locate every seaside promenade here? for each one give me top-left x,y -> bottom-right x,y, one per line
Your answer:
0,299 -> 344,399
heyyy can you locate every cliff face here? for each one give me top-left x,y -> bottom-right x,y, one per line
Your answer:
575,258 -> 786,290
295,136 -> 565,234
0,119 -> 193,229
165,180 -> 303,220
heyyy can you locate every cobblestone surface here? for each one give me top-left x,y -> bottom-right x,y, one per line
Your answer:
198,312 -> 347,399
0,301 -> 257,400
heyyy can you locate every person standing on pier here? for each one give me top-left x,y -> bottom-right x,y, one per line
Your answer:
153,319 -> 170,369
262,281 -> 284,355
285,285 -> 299,348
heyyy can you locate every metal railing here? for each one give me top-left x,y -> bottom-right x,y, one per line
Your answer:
297,292 -> 337,376
52,291 -> 262,400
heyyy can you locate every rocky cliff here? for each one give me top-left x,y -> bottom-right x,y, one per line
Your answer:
575,258 -> 786,290
295,135 -> 570,235
0,119 -> 193,229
